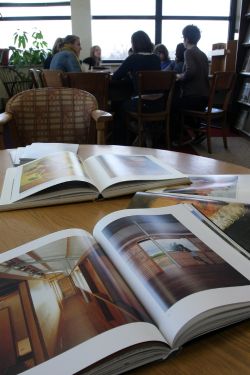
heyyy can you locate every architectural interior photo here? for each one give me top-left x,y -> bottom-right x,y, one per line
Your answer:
102,212 -> 250,310
0,234 -> 149,374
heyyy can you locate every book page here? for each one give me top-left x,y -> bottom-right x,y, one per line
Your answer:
148,175 -> 250,203
82,153 -> 188,195
93,205 -> 250,348
0,151 -> 96,204
20,142 -> 79,162
129,191 -> 250,255
0,229 -> 167,375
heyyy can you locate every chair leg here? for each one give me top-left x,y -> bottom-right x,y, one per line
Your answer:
165,115 -> 171,150
222,117 -> 228,149
178,113 -> 185,145
206,118 -> 212,154
138,118 -> 143,146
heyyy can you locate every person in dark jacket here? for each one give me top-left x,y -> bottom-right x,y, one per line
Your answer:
153,43 -> 172,70
167,43 -> 186,74
113,30 -> 160,91
82,45 -> 102,70
43,37 -> 63,69
112,30 -> 161,145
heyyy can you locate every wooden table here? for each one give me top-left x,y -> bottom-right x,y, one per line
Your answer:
0,145 -> 249,375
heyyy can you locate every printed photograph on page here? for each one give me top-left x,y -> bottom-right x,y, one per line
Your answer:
0,233 -> 151,374
19,152 -> 87,193
156,175 -> 239,200
101,212 -> 250,311
129,192 -> 250,254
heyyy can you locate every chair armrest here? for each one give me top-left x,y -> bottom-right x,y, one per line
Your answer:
0,112 -> 13,125
91,109 -> 112,122
0,112 -> 13,149
91,110 -> 113,145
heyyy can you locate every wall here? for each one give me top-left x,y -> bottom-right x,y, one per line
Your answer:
28,279 -> 61,358
71,0 -> 92,60
0,291 -> 28,341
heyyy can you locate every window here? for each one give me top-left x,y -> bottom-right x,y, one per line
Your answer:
162,20 -> 229,59
92,20 -> 155,60
162,0 -> 231,16
91,0 -> 155,16
91,0 -> 234,61
0,1 -> 71,50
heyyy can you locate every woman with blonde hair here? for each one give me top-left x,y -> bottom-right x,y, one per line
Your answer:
82,45 -> 102,70
50,34 -> 82,72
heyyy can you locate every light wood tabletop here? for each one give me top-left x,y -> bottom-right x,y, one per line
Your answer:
0,145 -> 249,375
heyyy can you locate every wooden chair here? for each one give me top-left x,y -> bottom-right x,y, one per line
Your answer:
0,65 -> 33,98
126,70 -> 176,148
181,71 -> 236,154
0,87 -> 112,148
66,72 -> 110,111
41,69 -> 66,87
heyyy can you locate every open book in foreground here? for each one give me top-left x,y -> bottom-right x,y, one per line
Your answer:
0,151 -> 189,211
0,204 -> 249,375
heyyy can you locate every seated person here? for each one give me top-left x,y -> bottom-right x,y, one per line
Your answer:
43,37 -> 63,69
50,35 -> 82,72
171,25 -> 209,144
128,47 -> 133,56
112,30 -> 160,93
112,30 -> 161,145
153,44 -> 172,70
82,45 -> 102,70
166,43 -> 186,73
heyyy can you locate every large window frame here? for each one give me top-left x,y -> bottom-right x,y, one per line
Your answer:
91,0 -> 237,62
0,1 -> 71,51
0,2 -> 71,21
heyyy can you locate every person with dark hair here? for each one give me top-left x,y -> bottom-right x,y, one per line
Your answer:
111,30 -> 161,145
166,43 -> 186,73
171,24 -> 209,144
43,37 -> 64,69
82,45 -> 102,70
128,47 -> 133,56
112,30 -> 160,88
50,34 -> 82,72
153,43 -> 171,70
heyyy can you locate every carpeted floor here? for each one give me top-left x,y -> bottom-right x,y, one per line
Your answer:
192,136 -> 250,168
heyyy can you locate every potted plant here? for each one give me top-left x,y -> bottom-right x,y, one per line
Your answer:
8,29 -> 50,67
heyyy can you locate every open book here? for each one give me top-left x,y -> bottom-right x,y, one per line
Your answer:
0,151 -> 189,211
0,204 -> 249,375
8,142 -> 79,166
148,174 -> 250,203
129,191 -> 250,255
